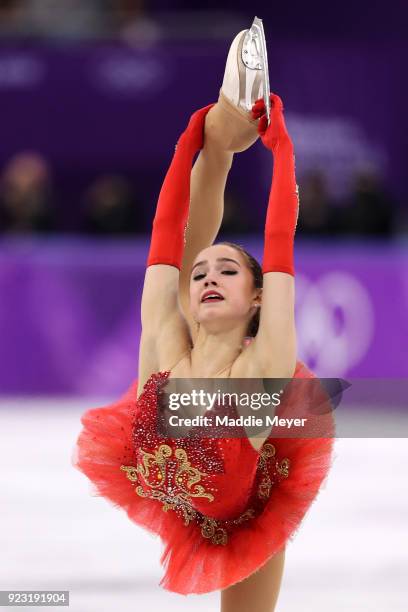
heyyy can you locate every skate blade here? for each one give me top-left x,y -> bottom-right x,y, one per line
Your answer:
242,16 -> 271,125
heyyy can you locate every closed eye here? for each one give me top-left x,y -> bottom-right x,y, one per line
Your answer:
192,270 -> 238,281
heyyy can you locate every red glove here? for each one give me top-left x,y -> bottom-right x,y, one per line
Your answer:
146,103 -> 215,269
252,94 -> 299,276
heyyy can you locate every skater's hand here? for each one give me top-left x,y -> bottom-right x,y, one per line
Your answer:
178,103 -> 215,154
252,94 -> 293,154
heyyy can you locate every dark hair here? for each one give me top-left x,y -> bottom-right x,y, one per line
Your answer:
216,241 -> 263,337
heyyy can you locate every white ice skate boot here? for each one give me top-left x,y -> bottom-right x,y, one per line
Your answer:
221,16 -> 270,124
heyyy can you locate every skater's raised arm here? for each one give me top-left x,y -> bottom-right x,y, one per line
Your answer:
137,104 -> 213,392
250,94 -> 299,379
178,97 -> 260,342
178,114 -> 234,341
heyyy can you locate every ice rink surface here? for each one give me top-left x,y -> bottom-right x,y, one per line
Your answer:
1,397 -> 407,612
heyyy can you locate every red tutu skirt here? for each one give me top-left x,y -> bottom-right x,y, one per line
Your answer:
72,360 -> 336,595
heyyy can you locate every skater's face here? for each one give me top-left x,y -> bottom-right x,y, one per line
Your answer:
189,244 -> 261,333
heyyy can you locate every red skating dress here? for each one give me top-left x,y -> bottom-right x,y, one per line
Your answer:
72,359 -> 335,595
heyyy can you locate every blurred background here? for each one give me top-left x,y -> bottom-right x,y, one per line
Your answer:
0,0 -> 407,395
0,1 -> 407,611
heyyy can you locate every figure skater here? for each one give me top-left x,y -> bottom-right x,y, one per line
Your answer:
73,17 -> 335,612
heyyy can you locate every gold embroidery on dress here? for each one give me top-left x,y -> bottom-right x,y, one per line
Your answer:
127,443 -> 215,502
120,441 -> 291,545
257,443 -> 276,499
276,457 -> 290,478
201,517 -> 228,545
121,444 -> 226,544
257,443 -> 290,499
233,508 -> 256,524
